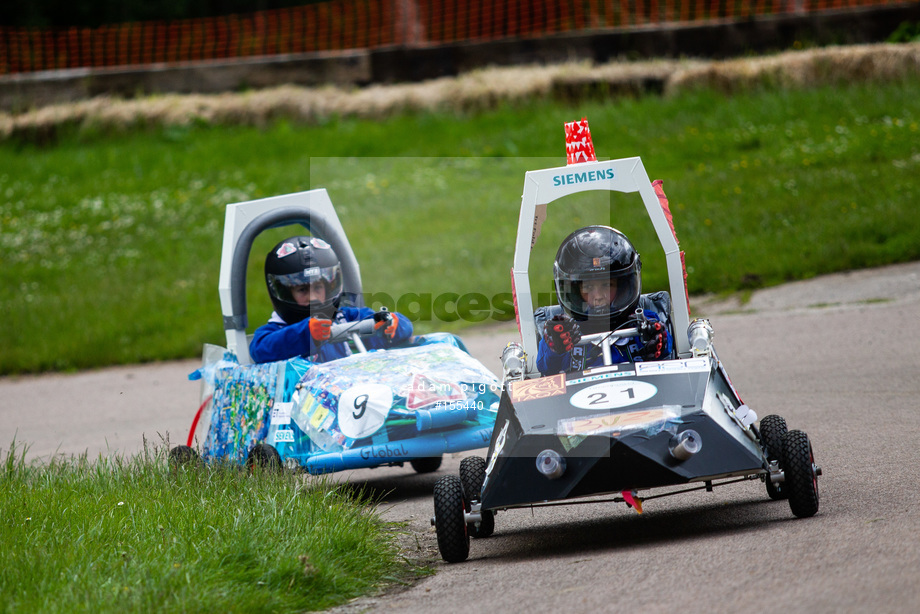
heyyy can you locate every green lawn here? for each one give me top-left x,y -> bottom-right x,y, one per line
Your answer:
2,80 -> 918,373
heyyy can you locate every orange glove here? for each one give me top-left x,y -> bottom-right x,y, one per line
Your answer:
308,318 -> 332,343
373,311 -> 399,339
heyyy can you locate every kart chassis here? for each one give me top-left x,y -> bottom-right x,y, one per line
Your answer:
432,154 -> 822,563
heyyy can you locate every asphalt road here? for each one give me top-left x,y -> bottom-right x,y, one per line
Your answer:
3,261 -> 920,613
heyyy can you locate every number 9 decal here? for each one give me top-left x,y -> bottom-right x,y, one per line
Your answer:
337,384 -> 393,439
569,381 -> 657,410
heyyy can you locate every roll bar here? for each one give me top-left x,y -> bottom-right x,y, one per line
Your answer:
218,189 -> 362,364
511,157 -> 692,374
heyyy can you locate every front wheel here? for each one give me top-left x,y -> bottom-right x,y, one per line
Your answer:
459,456 -> 494,538
433,475 -> 470,563
759,414 -> 788,500
410,456 -> 443,474
781,430 -> 819,518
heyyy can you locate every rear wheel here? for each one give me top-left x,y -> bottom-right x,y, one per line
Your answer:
781,430 -> 819,518
168,445 -> 199,468
433,475 -> 470,563
759,414 -> 788,500
459,456 -> 494,538
246,443 -> 281,473
410,456 -> 443,474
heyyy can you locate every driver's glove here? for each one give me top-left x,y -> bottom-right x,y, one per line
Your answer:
637,321 -> 668,360
543,314 -> 581,354
308,318 -> 333,343
373,310 -> 399,339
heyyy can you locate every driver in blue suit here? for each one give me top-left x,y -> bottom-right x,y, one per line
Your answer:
536,226 -> 672,375
249,236 -> 413,364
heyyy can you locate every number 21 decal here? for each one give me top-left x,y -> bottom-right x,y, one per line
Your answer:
570,381 -> 657,410
586,386 -> 636,406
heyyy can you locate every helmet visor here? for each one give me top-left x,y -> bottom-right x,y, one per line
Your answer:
267,263 -> 343,306
556,270 -> 641,322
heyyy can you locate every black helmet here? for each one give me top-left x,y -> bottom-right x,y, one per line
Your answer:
264,236 -> 343,323
553,226 -> 642,333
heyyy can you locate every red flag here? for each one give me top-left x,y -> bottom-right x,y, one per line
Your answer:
564,117 -> 597,165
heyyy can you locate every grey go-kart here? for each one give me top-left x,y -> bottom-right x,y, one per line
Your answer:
432,154 -> 821,563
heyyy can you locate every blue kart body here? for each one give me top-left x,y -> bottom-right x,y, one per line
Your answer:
176,188 -> 500,474
191,333 -> 499,474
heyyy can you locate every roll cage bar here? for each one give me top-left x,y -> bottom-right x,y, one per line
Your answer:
218,189 -> 363,365
511,157 -> 692,375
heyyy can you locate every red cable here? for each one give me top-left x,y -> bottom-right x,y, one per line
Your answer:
187,394 -> 213,448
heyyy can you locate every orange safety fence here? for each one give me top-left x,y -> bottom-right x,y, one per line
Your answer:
0,0 -> 906,75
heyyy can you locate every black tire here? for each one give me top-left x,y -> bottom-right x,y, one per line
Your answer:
410,455 -> 443,474
433,475 -> 470,563
459,456 -> 494,538
759,414 -> 788,500
246,443 -> 281,473
168,445 -> 199,467
781,430 -> 820,518
459,456 -> 487,500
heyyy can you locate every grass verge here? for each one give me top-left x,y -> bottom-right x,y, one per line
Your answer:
0,440 -> 417,613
